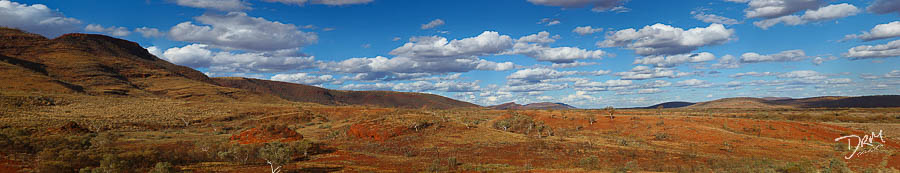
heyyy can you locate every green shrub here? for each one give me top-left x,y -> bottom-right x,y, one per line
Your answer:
654,133 -> 669,140
219,143 -> 259,164
292,139 -> 313,158
259,142 -> 295,173
576,155 -> 600,170
492,114 -> 543,135
149,162 -> 177,173
777,161 -> 816,173
822,158 -> 851,173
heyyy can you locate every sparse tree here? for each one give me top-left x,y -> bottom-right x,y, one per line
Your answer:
547,127 -> 554,136
657,105 -> 664,116
293,139 -> 313,157
178,117 -> 190,127
411,119 -> 431,132
259,142 -> 294,173
219,143 -> 256,164
496,120 -> 510,131
587,114 -> 597,125
149,162 -> 176,173
461,118 -> 478,129
536,125 -> 546,138
604,106 -> 616,120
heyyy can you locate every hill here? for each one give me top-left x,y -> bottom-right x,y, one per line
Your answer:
634,101 -> 695,109
0,28 -> 282,102
212,77 -> 480,109
686,95 -> 900,109
773,95 -> 900,108
686,97 -> 789,109
488,102 -> 576,110
487,102 -> 526,110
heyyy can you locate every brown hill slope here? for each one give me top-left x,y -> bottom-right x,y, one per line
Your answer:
212,77 -> 480,109
0,28 -> 281,103
686,97 -> 790,109
488,102 -> 576,110
686,95 -> 900,109
774,95 -> 900,108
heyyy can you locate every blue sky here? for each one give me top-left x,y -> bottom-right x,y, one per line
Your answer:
2,0 -> 899,108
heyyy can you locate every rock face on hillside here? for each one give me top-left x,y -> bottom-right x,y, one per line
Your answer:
212,77 -> 481,109
488,102 -> 576,110
0,28 -> 282,102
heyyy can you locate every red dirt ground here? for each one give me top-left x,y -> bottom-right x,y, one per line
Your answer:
0,154 -> 23,173
347,121 -> 408,141
230,127 -> 303,144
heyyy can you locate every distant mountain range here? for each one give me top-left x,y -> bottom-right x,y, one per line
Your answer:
640,95 -> 900,109
487,102 -> 576,110
633,101 -> 696,109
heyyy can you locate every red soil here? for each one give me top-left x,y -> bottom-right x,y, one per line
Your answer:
0,154 -> 23,173
347,122 -> 407,141
230,127 -> 303,144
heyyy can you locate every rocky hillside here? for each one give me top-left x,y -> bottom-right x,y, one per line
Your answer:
0,28 -> 283,102
213,77 -> 480,109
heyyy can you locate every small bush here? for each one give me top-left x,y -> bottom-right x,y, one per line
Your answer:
259,142 -> 294,166
492,114 -> 544,136
218,143 -> 260,164
576,155 -> 600,170
654,133 -> 669,140
823,158 -> 851,173
149,162 -> 177,173
777,161 -> 816,173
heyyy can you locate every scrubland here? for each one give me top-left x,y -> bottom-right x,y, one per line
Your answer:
2,92 -> 899,172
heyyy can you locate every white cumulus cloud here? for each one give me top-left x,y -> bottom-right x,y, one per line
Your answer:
175,0 -> 249,11
84,24 -> 130,37
156,44 -> 319,73
134,27 -> 164,38
633,52 -> 716,67
168,12 -> 318,52
0,0 -> 82,37
615,66 -> 693,80
753,3 -> 859,30
741,0 -> 823,19
271,73 -> 334,85
597,23 -> 735,56
843,21 -> 900,42
740,49 -> 807,63
507,68 -> 577,84
390,31 -> 513,59
844,39 -> 900,59
573,26 -> 603,35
